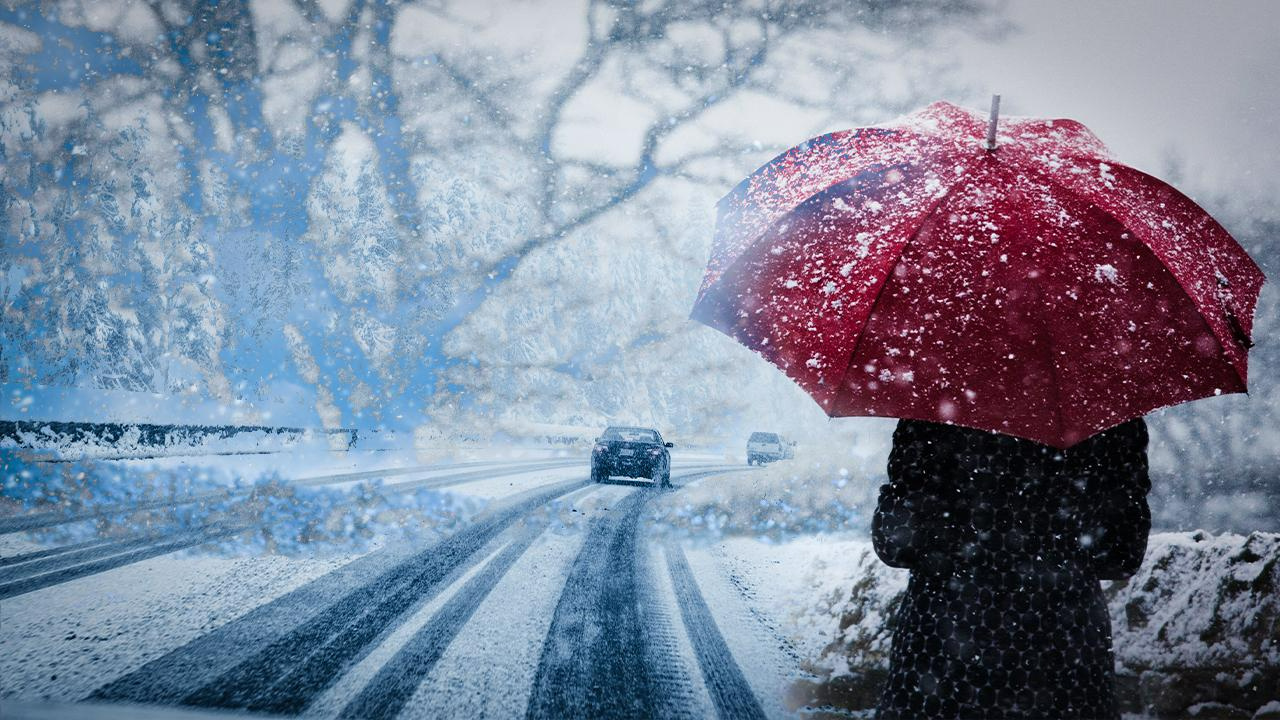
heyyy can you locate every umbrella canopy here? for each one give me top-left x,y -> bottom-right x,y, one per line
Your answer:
692,101 -> 1264,448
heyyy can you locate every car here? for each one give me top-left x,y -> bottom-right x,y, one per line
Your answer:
591,426 -> 672,487
747,431 -> 792,465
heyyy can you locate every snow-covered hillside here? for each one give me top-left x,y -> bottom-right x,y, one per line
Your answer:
774,532 -> 1279,719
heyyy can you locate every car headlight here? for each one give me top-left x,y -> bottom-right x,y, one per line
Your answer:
594,444 -> 606,453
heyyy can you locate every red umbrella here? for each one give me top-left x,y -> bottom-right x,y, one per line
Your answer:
692,100 -> 1264,448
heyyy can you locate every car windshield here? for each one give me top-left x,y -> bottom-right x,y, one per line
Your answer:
602,427 -> 660,443
750,432 -> 780,443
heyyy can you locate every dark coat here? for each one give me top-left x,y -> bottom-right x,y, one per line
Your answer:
873,419 -> 1150,720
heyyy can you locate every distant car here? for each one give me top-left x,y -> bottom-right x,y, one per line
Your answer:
591,426 -> 672,487
747,431 -> 791,465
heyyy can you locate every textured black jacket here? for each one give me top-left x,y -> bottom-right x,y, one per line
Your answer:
873,419 -> 1150,720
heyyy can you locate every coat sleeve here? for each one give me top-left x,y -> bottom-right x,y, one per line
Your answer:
872,421 -> 959,573
1079,419 -> 1152,580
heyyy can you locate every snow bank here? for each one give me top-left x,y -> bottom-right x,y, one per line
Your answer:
0,420 -> 352,460
1108,531 -> 1280,718
0,451 -> 480,554
650,458 -> 876,541
788,532 -> 1279,719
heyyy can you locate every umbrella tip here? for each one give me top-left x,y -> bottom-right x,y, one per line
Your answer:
986,94 -> 1001,151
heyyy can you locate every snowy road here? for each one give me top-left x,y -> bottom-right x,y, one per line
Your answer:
0,458 -> 584,600
1,459 -> 814,719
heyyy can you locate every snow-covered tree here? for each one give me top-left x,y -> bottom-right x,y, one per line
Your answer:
2,0 -> 993,434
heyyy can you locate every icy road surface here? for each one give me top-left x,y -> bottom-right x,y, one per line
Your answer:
0,457 -> 817,719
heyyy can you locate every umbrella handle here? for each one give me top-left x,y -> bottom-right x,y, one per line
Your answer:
986,94 -> 1001,151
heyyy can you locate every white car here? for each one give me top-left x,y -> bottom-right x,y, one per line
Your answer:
747,431 -> 792,465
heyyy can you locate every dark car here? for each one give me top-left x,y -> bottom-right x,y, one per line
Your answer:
591,426 -> 672,487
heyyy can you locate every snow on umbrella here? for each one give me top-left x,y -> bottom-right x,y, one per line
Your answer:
691,100 -> 1264,448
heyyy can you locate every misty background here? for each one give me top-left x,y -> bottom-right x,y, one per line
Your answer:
2,0 -> 1276,529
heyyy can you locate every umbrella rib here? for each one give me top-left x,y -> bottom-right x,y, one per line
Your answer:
701,127 -> 937,302
1037,293 -> 1068,446
1007,154 -> 1250,386
834,159 -> 980,410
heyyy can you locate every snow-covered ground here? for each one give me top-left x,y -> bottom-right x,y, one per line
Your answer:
0,452 -> 603,705
0,438 -> 723,554
732,531 -> 1280,719
1,550 -> 362,702
3,449 -> 803,717
650,455 -> 878,540
3,445 -> 1275,719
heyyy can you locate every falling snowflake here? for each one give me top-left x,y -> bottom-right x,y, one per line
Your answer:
1094,263 -> 1120,284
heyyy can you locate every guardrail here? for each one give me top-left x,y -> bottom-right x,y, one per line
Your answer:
0,420 -> 358,461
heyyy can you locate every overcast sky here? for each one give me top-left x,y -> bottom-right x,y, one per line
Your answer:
952,0 -> 1280,218
468,0 -> 1280,224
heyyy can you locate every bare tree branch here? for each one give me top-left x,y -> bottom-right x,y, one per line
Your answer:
431,55 -> 521,138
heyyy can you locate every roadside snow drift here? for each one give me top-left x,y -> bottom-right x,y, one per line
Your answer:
788,532 -> 1279,719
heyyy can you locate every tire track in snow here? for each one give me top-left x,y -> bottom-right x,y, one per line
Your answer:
636,539 -> 707,720
0,459 -> 580,535
292,458 -> 574,486
523,468 -> 732,719
0,535 -> 122,567
177,478 -> 587,715
374,487 -> 612,720
337,523 -> 545,720
524,489 -> 659,719
0,460 -> 583,597
312,459 -> 580,491
82,467 -> 743,716
665,542 -> 768,720
87,477 -> 586,707
0,525 -> 249,600
0,527 -> 233,584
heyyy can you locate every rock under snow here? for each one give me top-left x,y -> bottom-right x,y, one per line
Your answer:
791,532 -> 1279,719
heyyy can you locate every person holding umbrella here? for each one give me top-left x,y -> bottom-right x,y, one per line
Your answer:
872,416 -> 1150,718
692,99 -> 1263,718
